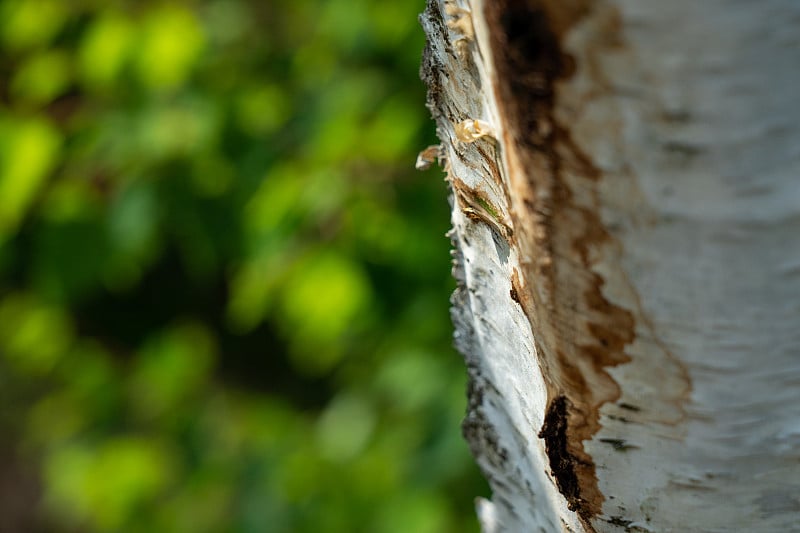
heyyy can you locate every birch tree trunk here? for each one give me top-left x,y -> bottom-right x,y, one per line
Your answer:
420,1 -> 800,531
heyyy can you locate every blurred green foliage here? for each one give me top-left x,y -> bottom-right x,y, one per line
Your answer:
0,0 -> 487,531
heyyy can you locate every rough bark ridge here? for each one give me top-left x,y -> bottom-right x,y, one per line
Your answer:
422,0 -> 800,531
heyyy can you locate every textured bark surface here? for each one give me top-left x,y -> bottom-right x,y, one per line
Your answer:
421,1 -> 800,531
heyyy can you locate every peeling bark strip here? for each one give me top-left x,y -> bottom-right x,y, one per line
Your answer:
420,0 -> 638,528
482,0 -> 634,523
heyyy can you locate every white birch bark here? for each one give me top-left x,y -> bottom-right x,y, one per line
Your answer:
420,1 -> 800,531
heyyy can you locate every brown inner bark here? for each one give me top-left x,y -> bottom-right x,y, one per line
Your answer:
483,1 -> 635,527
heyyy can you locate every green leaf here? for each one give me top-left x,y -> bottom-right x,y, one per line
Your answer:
134,5 -> 205,91
0,116 -> 62,237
